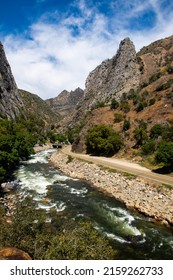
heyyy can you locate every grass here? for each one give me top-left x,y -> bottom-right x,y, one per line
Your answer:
66,155 -> 73,164
158,184 -> 173,191
98,165 -> 137,179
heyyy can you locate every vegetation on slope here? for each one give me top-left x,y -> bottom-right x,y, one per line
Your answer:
0,197 -> 116,260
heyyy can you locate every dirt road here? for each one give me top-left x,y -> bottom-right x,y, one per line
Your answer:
62,145 -> 173,186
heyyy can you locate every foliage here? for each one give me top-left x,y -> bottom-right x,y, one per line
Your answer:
166,65 -> 173,74
114,113 -> 124,123
149,72 -> 162,83
136,101 -> 147,112
120,100 -> 130,113
150,124 -> 164,139
85,124 -> 123,156
141,139 -> 156,155
155,142 -> 173,167
44,221 -> 115,260
95,101 -> 105,108
0,119 -> 35,182
110,98 -> 119,110
0,197 -> 116,260
123,119 -> 130,131
134,126 -> 148,147
156,79 -> 173,91
67,120 -> 86,144
149,98 -> 156,106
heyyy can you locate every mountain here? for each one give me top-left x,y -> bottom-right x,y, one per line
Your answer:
0,42 -> 23,119
46,87 -> 84,118
19,89 -> 60,125
64,35 -> 173,154
83,37 -> 140,109
0,41 -> 60,125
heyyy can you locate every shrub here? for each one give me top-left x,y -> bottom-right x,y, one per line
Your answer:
85,124 -> 123,156
95,101 -> 105,108
134,127 -> 148,147
0,197 -> 116,260
156,79 -> 173,91
149,98 -> 156,106
150,124 -> 163,139
149,72 -> 162,84
141,139 -> 156,155
167,65 -> 173,74
114,113 -> 124,123
155,142 -> 173,167
110,98 -> 119,110
120,100 -> 130,113
123,119 -> 130,131
136,101 -> 147,112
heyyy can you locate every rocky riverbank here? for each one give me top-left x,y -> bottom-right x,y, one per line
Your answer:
50,151 -> 173,226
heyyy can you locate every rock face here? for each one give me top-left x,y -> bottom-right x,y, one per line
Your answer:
60,37 -> 141,130
0,247 -> 32,260
83,38 -> 140,110
46,87 -> 84,118
0,42 -> 23,119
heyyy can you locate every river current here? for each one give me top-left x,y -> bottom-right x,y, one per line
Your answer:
14,149 -> 173,259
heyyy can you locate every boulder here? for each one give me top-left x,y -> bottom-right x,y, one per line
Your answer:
0,247 -> 32,260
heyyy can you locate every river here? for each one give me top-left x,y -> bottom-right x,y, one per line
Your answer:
14,149 -> 173,259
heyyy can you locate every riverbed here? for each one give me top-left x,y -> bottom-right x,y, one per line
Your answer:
14,149 -> 173,259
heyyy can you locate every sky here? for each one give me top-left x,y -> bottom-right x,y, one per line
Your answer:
0,0 -> 173,100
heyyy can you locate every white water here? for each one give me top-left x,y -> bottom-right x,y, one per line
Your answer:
13,150 -> 173,259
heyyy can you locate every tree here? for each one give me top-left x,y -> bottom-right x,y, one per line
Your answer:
123,119 -> 130,131
110,98 -> 119,110
150,124 -> 163,139
141,139 -> 156,155
85,124 -> 123,156
134,127 -> 148,147
155,142 -> 173,167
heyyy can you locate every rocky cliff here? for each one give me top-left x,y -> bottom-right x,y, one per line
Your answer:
83,37 -> 140,109
46,87 -> 84,118
0,42 -> 23,119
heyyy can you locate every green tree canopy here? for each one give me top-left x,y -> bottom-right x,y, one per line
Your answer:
155,142 -> 173,167
85,124 -> 123,156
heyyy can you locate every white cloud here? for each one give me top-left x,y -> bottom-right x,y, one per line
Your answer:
2,0 -> 173,100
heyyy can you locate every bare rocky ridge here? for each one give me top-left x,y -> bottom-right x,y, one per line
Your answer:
46,87 -> 84,118
0,42 -> 24,119
84,37 -> 140,109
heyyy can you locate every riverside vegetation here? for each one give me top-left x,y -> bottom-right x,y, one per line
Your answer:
0,197 -> 116,259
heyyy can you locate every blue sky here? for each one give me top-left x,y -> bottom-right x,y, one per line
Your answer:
0,0 -> 173,99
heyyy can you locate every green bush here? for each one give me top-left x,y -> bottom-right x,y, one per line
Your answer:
167,65 -> 173,74
155,142 -> 173,167
123,119 -> 130,131
141,139 -> 156,155
134,127 -> 148,147
149,98 -> 156,106
149,72 -> 162,84
110,98 -> 119,110
136,101 -> 147,112
120,100 -> 130,113
156,79 -> 173,91
114,113 -> 124,123
150,124 -> 163,139
85,124 -> 123,156
0,197 -> 116,260
0,119 -> 35,182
